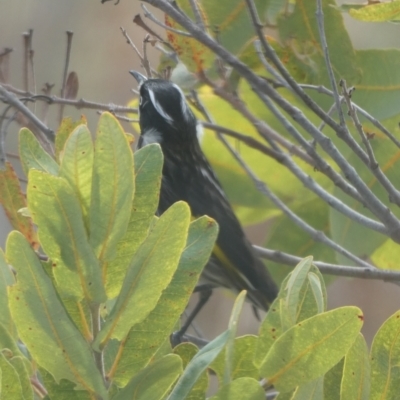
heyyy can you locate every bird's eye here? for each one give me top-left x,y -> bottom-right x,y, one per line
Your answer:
139,96 -> 143,106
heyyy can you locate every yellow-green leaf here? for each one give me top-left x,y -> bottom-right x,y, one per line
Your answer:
104,144 -> 162,298
59,124 -> 94,227
208,377 -> 264,400
27,170 -> 106,303
341,333 -> 370,400
6,231 -> 107,397
89,112 -> 134,265
110,215 -> 218,386
19,128 -> 59,176
370,309 -> 400,399
260,306 -> 363,392
94,201 -> 191,349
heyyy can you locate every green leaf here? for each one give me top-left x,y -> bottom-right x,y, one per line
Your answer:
19,128 -> 59,176
0,324 -> 25,361
266,198 -> 335,286
277,0 -> 359,92
330,124 -> 400,265
211,335 -> 259,383
110,215 -> 218,386
89,112 -> 134,265
8,356 -> 34,400
260,306 -> 364,392
27,170 -> 106,303
59,124 -> 94,227
173,343 -> 208,400
307,273 -> 324,315
113,355 -> 182,400
0,351 -> 23,399
167,292 -> 246,400
201,0 -> 268,55
255,259 -> 327,368
370,309 -> 400,399
352,50 -> 400,120
55,116 -> 87,161
323,359 -> 344,400
285,257 -> 313,325
167,329 -> 230,400
0,249 -> 16,337
208,377 -> 265,400
371,238 -> 400,271
94,201 -> 191,349
40,368 -> 92,400
104,144 -> 163,298
291,376 -> 324,400
224,290 -> 246,384
349,1 -> 400,22
341,333 -> 370,400
6,231 -> 107,397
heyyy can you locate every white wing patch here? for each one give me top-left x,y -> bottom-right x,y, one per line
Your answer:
196,122 -> 204,142
141,128 -> 163,145
148,89 -> 174,124
173,83 -> 192,122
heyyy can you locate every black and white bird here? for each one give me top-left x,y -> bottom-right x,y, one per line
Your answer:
130,71 -> 278,325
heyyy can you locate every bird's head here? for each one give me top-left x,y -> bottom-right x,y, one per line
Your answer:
130,71 -> 199,147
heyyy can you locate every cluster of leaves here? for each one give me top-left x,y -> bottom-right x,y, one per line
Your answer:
160,0 -> 400,283
0,113 -> 399,399
340,0 -> 400,22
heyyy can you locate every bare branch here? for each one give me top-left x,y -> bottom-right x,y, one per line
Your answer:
188,0 -> 206,32
315,0 -> 347,130
0,84 -> 54,147
140,4 -> 192,37
1,84 -> 137,114
141,0 -> 400,240
59,31 -> 73,123
254,246 -> 400,283
190,84 -> 376,267
300,83 -> 400,148
200,121 -> 285,163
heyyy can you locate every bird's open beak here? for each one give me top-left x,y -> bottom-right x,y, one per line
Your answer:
129,70 -> 147,87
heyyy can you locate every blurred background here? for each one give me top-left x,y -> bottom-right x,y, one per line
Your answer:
1,0 -> 400,345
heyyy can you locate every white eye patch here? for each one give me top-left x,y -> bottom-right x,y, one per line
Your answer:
148,89 -> 174,124
172,83 -> 192,122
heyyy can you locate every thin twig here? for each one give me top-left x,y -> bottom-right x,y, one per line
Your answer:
142,0 -> 400,241
340,79 -> 378,169
191,85 -> 377,267
142,34 -> 153,77
223,127 -> 375,267
22,30 -> 32,92
315,0 -> 346,130
188,0 -> 206,31
200,121 -> 285,163
246,0 -> 400,208
0,85 -> 54,149
59,31 -> 73,124
254,40 -> 287,87
140,4 -> 192,38
1,84 -> 137,113
300,83 -> 400,148
255,89 -> 366,205
254,246 -> 400,282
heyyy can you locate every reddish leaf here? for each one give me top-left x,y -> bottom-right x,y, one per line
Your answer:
0,162 -> 38,248
165,9 -> 213,73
